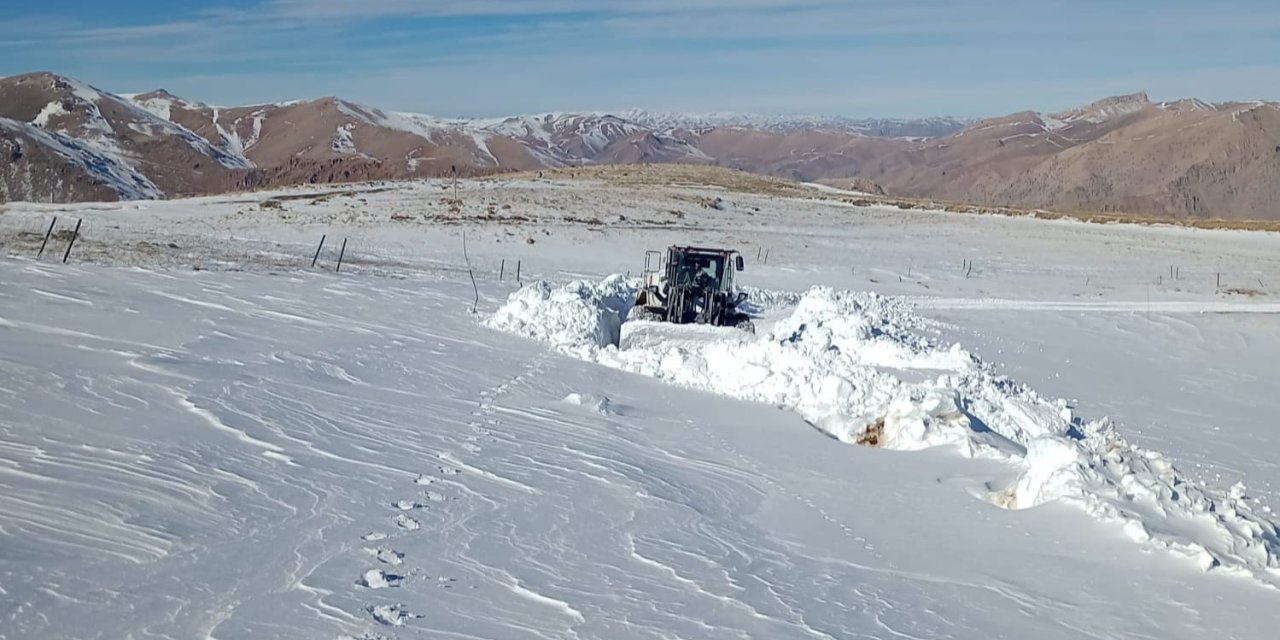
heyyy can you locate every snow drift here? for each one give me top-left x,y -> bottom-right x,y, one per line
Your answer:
488,277 -> 1280,588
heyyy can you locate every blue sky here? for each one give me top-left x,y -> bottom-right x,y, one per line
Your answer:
3,0 -> 1280,118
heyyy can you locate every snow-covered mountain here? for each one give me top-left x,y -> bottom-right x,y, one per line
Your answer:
0,117 -> 160,202
467,112 -> 706,166
7,71 -> 1280,218
616,108 -> 969,139
0,73 -> 251,201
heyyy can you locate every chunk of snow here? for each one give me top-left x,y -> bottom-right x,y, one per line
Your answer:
366,603 -> 415,626
487,276 -> 635,352
563,393 -> 616,415
359,569 -> 402,589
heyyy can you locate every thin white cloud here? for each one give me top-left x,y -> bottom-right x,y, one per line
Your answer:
4,0 -> 1280,117
261,0 -> 855,19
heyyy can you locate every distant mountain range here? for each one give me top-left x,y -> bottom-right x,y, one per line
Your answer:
614,109 -> 969,139
3,71 -> 1280,219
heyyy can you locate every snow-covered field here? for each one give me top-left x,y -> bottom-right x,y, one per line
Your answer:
2,176 -> 1279,639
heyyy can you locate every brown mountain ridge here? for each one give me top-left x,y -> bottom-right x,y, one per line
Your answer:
3,72 -> 1279,220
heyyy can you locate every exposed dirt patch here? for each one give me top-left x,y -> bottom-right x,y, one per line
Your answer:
855,418 -> 885,447
491,164 -> 815,199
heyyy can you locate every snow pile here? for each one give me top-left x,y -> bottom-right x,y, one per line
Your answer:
736,285 -> 804,316
486,275 -> 635,354
489,277 -> 1280,587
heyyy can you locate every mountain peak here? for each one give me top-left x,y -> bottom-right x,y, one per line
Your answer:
1050,91 -> 1152,124
1086,91 -> 1151,109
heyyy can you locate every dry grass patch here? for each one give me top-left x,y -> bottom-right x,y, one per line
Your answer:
490,164 -> 815,198
488,163 -> 1280,232
837,194 -> 1280,233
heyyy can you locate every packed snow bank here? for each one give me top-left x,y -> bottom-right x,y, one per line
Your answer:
486,275 -> 635,353
488,277 -> 1280,588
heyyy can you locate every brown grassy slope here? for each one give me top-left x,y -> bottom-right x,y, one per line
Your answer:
995,106 -> 1280,218
491,163 -> 817,198
494,163 -> 1280,232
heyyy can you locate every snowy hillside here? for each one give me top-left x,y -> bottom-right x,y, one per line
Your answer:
335,102 -> 708,167
0,117 -> 162,200
2,171 -> 1279,638
32,75 -> 252,171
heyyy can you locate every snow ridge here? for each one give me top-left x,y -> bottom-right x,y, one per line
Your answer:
488,278 -> 1280,588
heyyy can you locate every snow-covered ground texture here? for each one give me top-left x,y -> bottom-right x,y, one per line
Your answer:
3,172 -> 1280,638
489,277 -> 1280,586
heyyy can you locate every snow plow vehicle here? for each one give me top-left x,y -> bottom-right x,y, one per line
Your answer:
632,245 -> 754,331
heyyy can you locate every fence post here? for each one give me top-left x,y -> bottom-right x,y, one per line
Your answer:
463,232 -> 478,314
37,216 -> 57,258
500,259 -> 505,281
516,260 -> 522,285
763,249 -> 769,265
62,218 -> 82,264
335,238 -> 348,273
312,234 -> 326,268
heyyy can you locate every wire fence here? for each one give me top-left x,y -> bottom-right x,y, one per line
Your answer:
2,214 -> 1274,303
0,214 -> 544,289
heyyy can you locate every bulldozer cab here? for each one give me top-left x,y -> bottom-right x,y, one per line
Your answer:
649,246 -> 742,292
635,245 -> 752,331
674,253 -> 725,289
